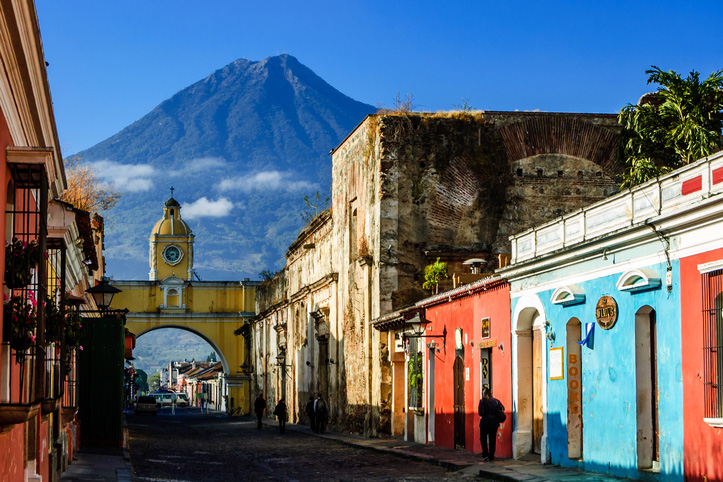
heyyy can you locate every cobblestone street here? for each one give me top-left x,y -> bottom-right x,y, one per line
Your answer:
127,408 -> 482,481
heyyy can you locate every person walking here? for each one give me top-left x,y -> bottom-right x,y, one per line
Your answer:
314,393 -> 328,434
478,387 -> 504,461
273,398 -> 288,434
305,396 -> 317,432
253,393 -> 266,430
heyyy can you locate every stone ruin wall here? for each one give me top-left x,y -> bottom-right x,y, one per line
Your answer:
376,112 -> 622,310
260,111 -> 624,436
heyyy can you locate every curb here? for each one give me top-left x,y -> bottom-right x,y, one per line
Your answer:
121,417 -> 135,481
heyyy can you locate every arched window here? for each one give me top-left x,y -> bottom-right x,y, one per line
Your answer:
616,268 -> 661,292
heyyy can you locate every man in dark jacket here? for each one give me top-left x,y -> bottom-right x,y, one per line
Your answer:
254,394 -> 266,430
314,393 -> 328,433
478,387 -> 504,461
306,396 -> 317,432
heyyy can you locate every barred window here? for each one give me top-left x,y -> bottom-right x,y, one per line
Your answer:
407,336 -> 423,410
702,268 -> 723,419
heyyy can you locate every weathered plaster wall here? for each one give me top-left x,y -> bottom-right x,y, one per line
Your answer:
257,110 -> 623,437
252,211 -> 340,426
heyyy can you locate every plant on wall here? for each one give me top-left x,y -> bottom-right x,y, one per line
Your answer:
422,257 -> 449,294
3,292 -> 38,354
407,352 -> 423,409
4,237 -> 41,288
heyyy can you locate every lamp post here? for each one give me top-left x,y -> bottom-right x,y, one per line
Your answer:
401,313 -> 447,347
86,277 -> 122,314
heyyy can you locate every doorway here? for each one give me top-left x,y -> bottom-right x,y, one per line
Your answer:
513,303 -> 546,460
635,306 -> 659,469
532,329 -> 543,454
566,318 -> 582,459
480,348 -> 492,394
453,356 -> 465,448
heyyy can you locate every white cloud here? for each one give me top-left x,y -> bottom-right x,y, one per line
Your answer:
89,160 -> 156,192
182,197 -> 234,219
171,157 -> 227,176
218,170 -> 316,193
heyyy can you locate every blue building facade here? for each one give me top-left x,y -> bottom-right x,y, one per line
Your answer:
497,152 -> 723,479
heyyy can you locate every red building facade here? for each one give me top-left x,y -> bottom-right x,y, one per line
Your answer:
680,247 -> 723,482
419,277 -> 512,456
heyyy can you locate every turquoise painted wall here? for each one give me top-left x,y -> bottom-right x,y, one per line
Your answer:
511,260 -> 683,481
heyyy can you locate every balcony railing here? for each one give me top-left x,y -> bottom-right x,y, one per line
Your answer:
509,151 -> 723,264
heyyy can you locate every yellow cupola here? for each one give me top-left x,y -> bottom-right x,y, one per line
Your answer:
149,191 -> 195,281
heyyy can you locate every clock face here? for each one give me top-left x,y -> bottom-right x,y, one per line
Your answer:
163,245 -> 183,265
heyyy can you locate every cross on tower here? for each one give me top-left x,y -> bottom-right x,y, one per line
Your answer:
170,186 -> 175,198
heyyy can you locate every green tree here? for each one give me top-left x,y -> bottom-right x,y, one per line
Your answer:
148,372 -> 160,391
422,257 -> 449,294
135,369 -> 149,393
258,269 -> 276,282
619,66 -> 723,187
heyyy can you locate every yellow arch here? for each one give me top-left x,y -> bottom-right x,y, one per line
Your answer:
112,280 -> 257,415
131,324 -> 231,375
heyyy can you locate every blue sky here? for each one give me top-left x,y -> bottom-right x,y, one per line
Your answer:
37,0 -> 723,157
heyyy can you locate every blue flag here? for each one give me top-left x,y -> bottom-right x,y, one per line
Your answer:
579,322 -> 595,347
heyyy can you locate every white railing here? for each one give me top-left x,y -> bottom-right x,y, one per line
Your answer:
510,151 -> 723,263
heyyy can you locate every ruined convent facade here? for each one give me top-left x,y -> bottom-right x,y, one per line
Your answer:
251,111 -> 622,435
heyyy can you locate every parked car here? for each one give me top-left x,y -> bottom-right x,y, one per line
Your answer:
153,391 -> 190,407
176,393 -> 190,407
135,396 -> 158,415
153,393 -> 175,406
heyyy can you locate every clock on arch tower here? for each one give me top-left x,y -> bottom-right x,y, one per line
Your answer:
149,191 -> 195,281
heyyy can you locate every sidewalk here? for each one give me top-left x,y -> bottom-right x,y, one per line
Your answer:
271,418 -> 632,482
58,447 -> 133,482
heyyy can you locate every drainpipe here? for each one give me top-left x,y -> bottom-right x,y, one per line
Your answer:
644,219 -> 673,291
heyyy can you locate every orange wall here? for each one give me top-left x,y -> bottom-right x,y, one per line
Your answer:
680,248 -> 723,482
424,281 -> 512,456
0,98 -> 27,482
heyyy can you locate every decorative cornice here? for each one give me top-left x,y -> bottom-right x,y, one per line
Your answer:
289,273 -> 339,303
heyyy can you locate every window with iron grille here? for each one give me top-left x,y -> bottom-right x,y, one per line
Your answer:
702,267 -> 723,419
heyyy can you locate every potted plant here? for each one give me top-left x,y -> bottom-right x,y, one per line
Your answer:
44,294 -> 63,346
60,305 -> 83,373
3,292 -> 38,354
422,257 -> 449,294
4,237 -> 41,288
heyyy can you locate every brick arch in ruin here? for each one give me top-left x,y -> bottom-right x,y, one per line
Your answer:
425,115 -> 622,264
496,115 -> 622,175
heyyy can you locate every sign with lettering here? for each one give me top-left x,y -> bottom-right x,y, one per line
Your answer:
481,317 -> 490,338
595,295 -> 618,330
480,348 -> 491,396
549,347 -> 564,380
568,352 -> 581,415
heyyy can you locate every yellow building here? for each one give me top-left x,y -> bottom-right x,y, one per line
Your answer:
110,194 -> 258,414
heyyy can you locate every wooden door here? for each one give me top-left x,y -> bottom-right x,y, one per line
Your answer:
533,329 -> 543,454
650,311 -> 659,463
453,357 -> 465,448
566,319 -> 582,459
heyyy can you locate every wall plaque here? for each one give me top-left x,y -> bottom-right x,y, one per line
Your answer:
595,295 -> 618,330
481,317 -> 491,338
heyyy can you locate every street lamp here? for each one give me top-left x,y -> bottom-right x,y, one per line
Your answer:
401,313 -> 447,347
86,277 -> 121,313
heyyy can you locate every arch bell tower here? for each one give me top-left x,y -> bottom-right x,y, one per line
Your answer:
149,192 -> 195,282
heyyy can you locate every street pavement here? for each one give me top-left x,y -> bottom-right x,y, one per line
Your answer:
60,406 -> 632,481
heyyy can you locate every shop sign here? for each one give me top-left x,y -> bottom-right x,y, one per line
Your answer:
595,295 -> 618,330
481,317 -> 490,338
568,353 -> 581,415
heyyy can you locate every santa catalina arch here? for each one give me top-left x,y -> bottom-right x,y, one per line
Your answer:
110,194 -> 258,413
